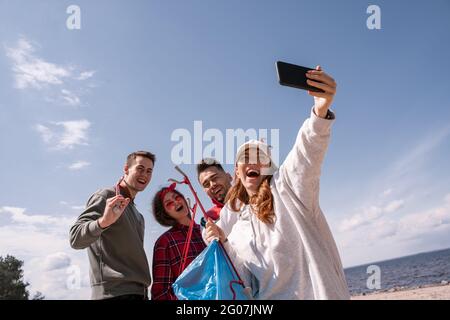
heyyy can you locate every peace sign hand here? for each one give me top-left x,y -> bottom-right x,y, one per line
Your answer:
98,195 -> 130,229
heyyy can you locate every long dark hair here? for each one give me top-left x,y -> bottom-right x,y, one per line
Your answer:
152,187 -> 190,227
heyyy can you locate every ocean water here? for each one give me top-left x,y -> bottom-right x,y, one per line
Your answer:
344,248 -> 450,295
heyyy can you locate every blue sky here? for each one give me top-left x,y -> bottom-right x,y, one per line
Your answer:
1,0 -> 449,299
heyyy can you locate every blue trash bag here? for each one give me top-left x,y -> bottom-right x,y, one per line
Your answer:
173,239 -> 249,300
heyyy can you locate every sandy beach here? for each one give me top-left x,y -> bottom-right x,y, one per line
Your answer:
351,283 -> 450,300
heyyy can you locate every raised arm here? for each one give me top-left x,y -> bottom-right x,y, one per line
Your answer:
69,189 -> 130,249
278,66 -> 337,213
69,193 -> 107,250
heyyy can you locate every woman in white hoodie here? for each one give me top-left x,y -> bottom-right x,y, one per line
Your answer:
205,66 -> 350,300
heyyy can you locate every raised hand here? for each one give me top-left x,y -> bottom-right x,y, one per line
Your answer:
306,65 -> 337,118
98,195 -> 131,229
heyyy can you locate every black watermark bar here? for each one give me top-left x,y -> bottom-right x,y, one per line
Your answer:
0,300 -> 444,319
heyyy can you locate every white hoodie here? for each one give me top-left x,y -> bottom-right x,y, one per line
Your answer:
212,108 -> 350,300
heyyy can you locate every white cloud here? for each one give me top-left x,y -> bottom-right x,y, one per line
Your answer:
25,255 -> 91,300
384,199 -> 405,213
366,219 -> 398,242
5,38 -> 70,89
61,89 -> 81,106
34,119 -> 91,150
396,194 -> 450,240
34,124 -> 53,143
339,199 -> 404,232
57,120 -> 90,149
43,252 -> 71,271
336,193 -> 450,267
338,213 -> 370,233
59,201 -> 85,211
76,71 -> 95,80
0,206 -> 91,299
334,123 -> 450,267
0,206 -> 72,228
68,161 -> 91,171
4,37 -> 96,106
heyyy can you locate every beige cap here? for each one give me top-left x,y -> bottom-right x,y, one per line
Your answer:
234,139 -> 278,175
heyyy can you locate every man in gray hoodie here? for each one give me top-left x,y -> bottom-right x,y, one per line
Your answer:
70,151 -> 155,300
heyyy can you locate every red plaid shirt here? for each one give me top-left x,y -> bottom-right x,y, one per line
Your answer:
151,223 -> 206,300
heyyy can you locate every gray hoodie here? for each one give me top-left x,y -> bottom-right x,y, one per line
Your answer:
69,187 -> 151,299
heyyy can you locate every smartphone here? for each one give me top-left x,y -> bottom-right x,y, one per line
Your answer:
276,61 -> 324,92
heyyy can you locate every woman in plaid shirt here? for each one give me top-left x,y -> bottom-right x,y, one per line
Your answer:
151,185 -> 206,300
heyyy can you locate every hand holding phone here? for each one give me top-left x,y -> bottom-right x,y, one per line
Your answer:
276,61 -> 338,118
276,61 -> 325,93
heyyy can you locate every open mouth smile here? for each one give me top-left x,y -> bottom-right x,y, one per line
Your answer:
246,169 -> 260,178
213,187 -> 223,196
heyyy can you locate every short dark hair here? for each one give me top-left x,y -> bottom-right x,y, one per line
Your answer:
196,158 -> 225,178
152,188 -> 187,227
127,150 -> 156,167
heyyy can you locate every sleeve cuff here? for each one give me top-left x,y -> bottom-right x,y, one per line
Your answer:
309,107 -> 335,134
88,220 -> 106,237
